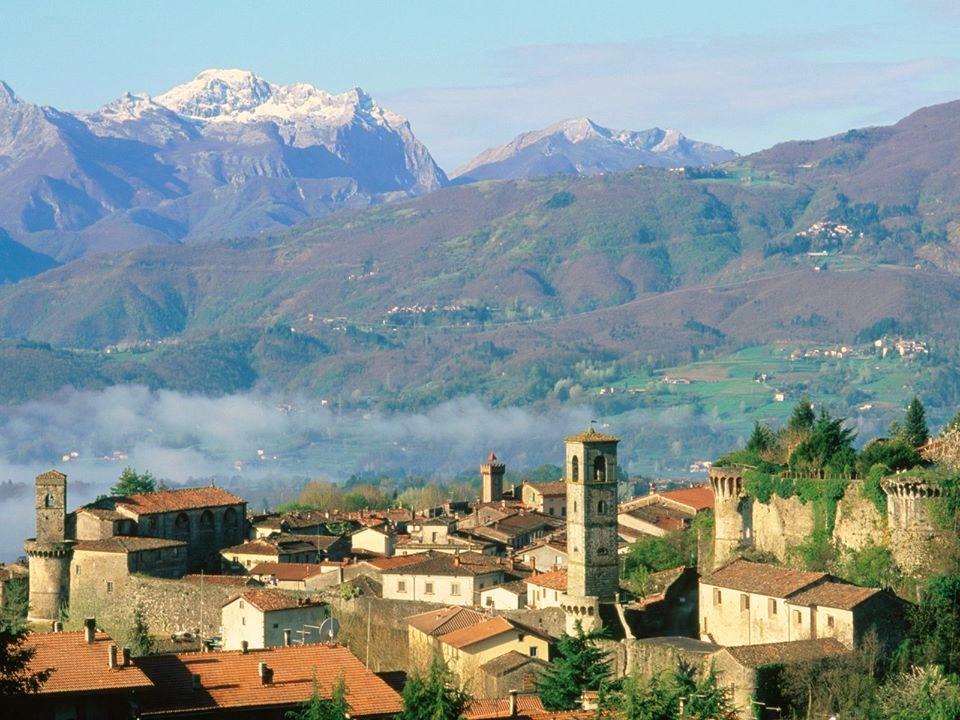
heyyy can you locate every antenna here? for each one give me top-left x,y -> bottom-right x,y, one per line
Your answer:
318,617 -> 340,642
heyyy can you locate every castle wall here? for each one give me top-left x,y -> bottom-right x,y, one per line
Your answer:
749,495 -> 816,561
832,482 -> 886,553
25,543 -> 72,623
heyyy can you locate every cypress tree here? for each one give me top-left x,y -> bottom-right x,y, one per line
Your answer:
903,397 -> 929,448
536,622 -> 611,710
788,395 -> 816,433
286,675 -> 348,720
397,654 -> 468,720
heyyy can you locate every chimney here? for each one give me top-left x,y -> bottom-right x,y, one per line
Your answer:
509,690 -> 518,718
52,620 -> 62,633
283,629 -> 291,647
84,617 -> 96,644
108,644 -> 118,670
529,557 -> 537,575
453,554 -> 461,567
191,673 -> 201,690
259,661 -> 273,684
122,648 -> 131,666
241,640 -> 249,654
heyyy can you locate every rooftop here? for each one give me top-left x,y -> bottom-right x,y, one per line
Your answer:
659,486 -> 713,511
225,588 -> 325,612
466,696 -> 547,720
525,569 -> 567,591
380,551 -> 506,577
788,580 -> 881,610
113,486 -> 244,516
249,562 -> 334,581
437,616 -> 517,649
405,606 -> 486,637
74,537 -> 187,554
564,428 -> 619,444
723,638 -> 849,668
524,482 -> 567,497
363,555 -> 429,571
25,630 -> 153,695
701,559 -> 826,598
136,644 -> 401,717
480,650 -> 548,676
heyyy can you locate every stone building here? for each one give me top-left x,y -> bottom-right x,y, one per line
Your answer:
71,537 -> 188,601
381,551 -> 511,606
24,470 -> 74,623
561,428 -> 620,633
881,475 -> 949,573
481,452 -> 506,504
220,588 -> 328,651
521,482 -> 566,517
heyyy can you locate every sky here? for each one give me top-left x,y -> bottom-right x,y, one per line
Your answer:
2,1 -> 960,169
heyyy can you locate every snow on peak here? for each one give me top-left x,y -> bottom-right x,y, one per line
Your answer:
651,128 -> 684,152
151,69 -> 398,129
91,91 -> 164,122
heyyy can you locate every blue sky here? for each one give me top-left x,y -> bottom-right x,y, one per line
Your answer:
3,0 -> 960,169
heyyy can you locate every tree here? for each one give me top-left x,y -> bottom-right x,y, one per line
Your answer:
621,661 -> 734,720
0,577 -> 28,633
903,396 -> 930,448
623,533 -> 692,575
286,675 -> 349,720
131,605 -> 154,657
877,665 -> 960,720
788,395 -> 815,433
0,628 -> 50,695
907,575 -> 960,674
746,421 -> 775,454
789,409 -> 856,477
536,622 -> 611,710
110,467 -> 156,496
397,655 -> 468,720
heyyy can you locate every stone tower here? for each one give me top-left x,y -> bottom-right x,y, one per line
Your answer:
480,452 -> 505,503
882,475 -> 945,574
561,428 -> 619,634
709,466 -> 745,566
24,470 -> 74,623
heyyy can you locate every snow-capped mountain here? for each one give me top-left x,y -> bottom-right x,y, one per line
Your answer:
0,70 -> 447,261
451,117 -> 737,183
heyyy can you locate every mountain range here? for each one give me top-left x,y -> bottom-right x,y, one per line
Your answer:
4,76 -> 960,411
0,70 -> 734,267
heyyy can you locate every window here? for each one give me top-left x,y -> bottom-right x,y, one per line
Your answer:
424,582 -> 434,595
273,623 -> 279,629
529,646 -> 537,657
451,583 -> 461,596
397,580 -> 407,593
827,615 -> 835,629
44,493 -> 54,508
593,455 -> 607,482
242,617 -> 246,626
793,610 -> 802,624
239,601 -> 244,609
597,500 -> 606,514
106,581 -> 113,593
561,507 -> 567,517
485,597 -> 493,607
548,508 -> 554,516
768,598 -> 777,617
740,594 -> 749,611
571,456 -> 580,482
713,588 -> 722,606
703,617 -> 708,633
75,565 -> 81,576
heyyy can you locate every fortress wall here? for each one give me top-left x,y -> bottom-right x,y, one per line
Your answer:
748,495 -> 816,561
832,482 -> 886,553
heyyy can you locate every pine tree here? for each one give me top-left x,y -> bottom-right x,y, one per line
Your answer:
110,467 -> 156,496
397,654 -> 468,720
286,675 -> 349,720
536,622 -> 611,711
131,605 -> 154,657
903,397 -> 929,448
788,395 -> 816,433
746,421 -> 774,454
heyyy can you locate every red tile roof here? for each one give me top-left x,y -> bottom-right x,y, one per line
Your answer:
249,562 -> 334,581
788,581 -> 881,610
525,482 -> 567,497
722,638 -> 849,668
26,630 -> 153,695
136,644 -> 401,717
405,606 -> 486,637
701,560 -> 826,598
467,695 -> 546,719
479,650 -> 548,675
224,588 -> 324,613
380,551 -> 505,577
438,616 -> 516,649
364,555 -> 429,571
525,569 -> 567,591
115,486 -> 244,516
74,537 -> 186,553
660,486 -> 714,511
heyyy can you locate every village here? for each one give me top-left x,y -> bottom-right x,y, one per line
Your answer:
5,402 -> 953,719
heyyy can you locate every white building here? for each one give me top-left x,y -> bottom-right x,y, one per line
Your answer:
221,588 -> 328,651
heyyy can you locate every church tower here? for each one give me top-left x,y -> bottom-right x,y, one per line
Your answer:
24,470 -> 74,623
562,428 -> 620,633
480,452 -> 505,503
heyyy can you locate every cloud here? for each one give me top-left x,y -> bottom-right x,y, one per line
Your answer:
383,36 -> 960,170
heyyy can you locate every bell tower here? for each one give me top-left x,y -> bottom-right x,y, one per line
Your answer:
562,427 -> 619,633
480,452 -> 505,503
24,470 -> 74,623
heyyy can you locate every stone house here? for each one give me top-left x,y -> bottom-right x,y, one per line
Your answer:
405,605 -> 487,666
221,588 -> 328,651
71,537 -> 188,600
617,485 -> 713,540
521,482 -> 567,517
466,511 -> 563,550
351,524 -> 395,557
525,569 -> 567,610
699,559 -> 903,649
395,533 -> 498,556
480,579 -> 528,609
381,551 -> 509,606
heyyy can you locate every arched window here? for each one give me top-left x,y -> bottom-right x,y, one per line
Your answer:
174,512 -> 190,537
44,493 -> 54,508
571,456 -> 580,483
199,509 -> 215,530
593,455 -> 607,482
223,507 -> 238,531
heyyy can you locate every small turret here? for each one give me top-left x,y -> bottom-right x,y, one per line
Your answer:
24,470 -> 74,623
709,466 -> 745,566
480,452 -> 505,504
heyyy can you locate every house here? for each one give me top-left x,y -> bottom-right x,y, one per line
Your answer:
409,516 -> 458,544
405,605 -> 487,665
618,486 -> 713,540
351,524 -> 395,557
395,533 -> 497,556
71,537 -> 188,599
435,616 -> 551,696
478,651 -> 549,699
466,511 -> 563,550
12,620 -> 154,719
248,561 -> 341,590
381,551 -> 510,606
221,588 -> 328,651
135,643 -> 402,719
517,534 -> 567,571
76,486 -> 247,572
525,569 -> 567,610
699,559 -> 905,649
221,534 -> 349,572
521,482 -> 567,517
480,579 -> 528,610
252,510 -> 360,539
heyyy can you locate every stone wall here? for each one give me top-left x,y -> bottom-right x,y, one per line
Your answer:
748,495 -> 816,561
832,482 -> 886,552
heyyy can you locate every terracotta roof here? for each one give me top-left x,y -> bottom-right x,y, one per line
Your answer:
26,630 -> 153,695
623,503 -> 691,529
364,555 -> 428,571
525,569 -> 567,591
115,486 -> 244,516
660,486 -> 714,511
482,579 -> 528,596
380,551 -> 505,577
788,581 -> 881,610
224,539 -> 281,556
282,534 -> 349,550
249,562 -> 333,581
224,588 -> 324,613
723,638 -> 849,668
564,428 -> 619,443
77,506 -> 126,521
136,644 -> 402,717
438,616 -> 517,649
466,696 -> 546,719
182,574 -> 260,587
74,537 -> 187,553
480,650 -> 548,676
701,560 -> 826,598
405,606 -> 486,637
525,482 -> 567,497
